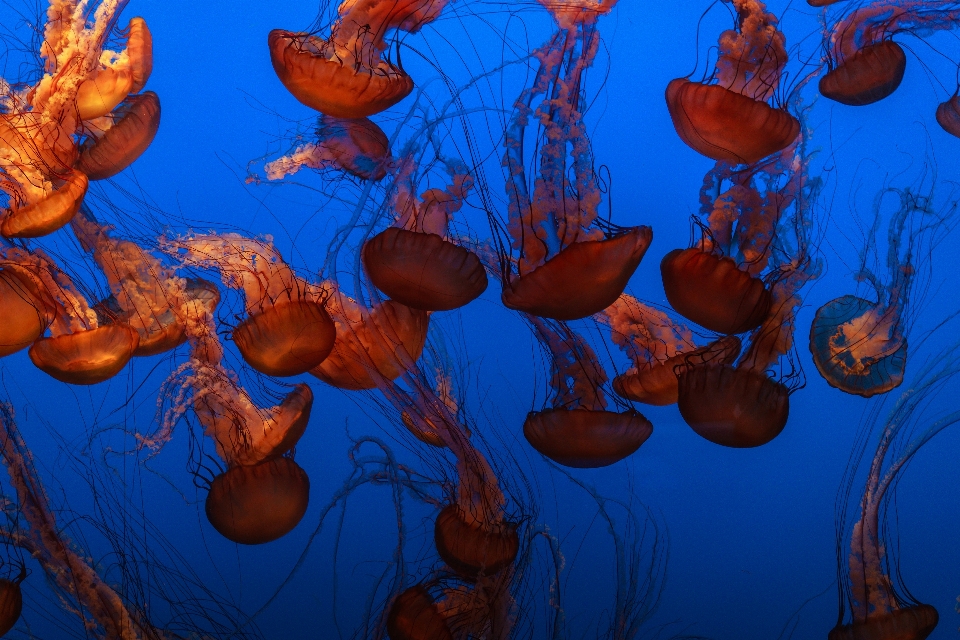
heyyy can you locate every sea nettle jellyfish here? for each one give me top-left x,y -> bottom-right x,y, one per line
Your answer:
498,0 -> 651,321
265,115 -> 391,182
268,0 -> 454,118
76,91 -> 161,180
0,246 -> 138,384
602,294 -> 741,406
161,233 -> 335,377
809,184 -> 955,397
363,158 -> 487,311
666,0 -> 800,164
0,263 -> 53,358
828,343 -> 960,639
820,1 -> 960,106
524,316 -> 652,467
936,93 -> 960,139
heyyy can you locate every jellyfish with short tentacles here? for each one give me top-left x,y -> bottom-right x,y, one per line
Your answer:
810,184 -> 957,398
602,294 -> 742,406
268,0 -> 454,119
363,156 -> 488,312
0,2 -> 155,238
820,1 -> 960,106
160,233 -> 335,377
523,315 -> 652,468
0,245 -> 140,384
666,0 -> 800,165
829,341 -> 960,639
497,0 -> 651,322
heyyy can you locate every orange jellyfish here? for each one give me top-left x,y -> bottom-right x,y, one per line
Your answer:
0,264 -> 52,358
810,185 -> 955,398
603,294 -> 741,406
76,91 -> 161,180
666,0 -> 800,164
523,316 -> 652,467
264,115 -> 391,182
268,0 -> 453,118
0,169 -> 88,239
363,158 -> 487,311
828,345 -> 960,639
161,233 -> 335,377
820,2 -> 960,106
936,93 -> 960,139
499,0 -> 651,321
0,246 -> 139,384
387,585 -> 453,640
0,570 -> 22,637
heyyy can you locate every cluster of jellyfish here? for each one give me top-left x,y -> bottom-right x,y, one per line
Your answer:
0,0 -> 957,637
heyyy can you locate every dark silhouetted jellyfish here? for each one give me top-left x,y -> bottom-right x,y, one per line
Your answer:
820,2 -> 960,106
602,294 -> 741,406
810,183 -> 957,397
265,115 -> 392,182
269,0 -> 454,118
809,0 -> 846,6
363,157 -> 487,311
162,233 -> 335,377
666,0 -> 800,165
829,341 -> 960,639
937,92 -> 960,139
523,315 -> 652,467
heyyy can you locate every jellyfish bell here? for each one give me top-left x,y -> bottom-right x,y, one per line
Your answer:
502,226 -> 652,321
808,0 -> 845,5
660,247 -> 772,334
126,17 -> 153,93
268,30 -> 413,119
233,299 -> 336,377
827,605 -> 938,640
677,363 -> 789,448
433,504 -> 519,580
665,79 -> 801,165
936,95 -> 960,139
75,67 -> 135,121
205,456 -> 310,545
0,267 -> 51,358
0,576 -> 22,636
819,41 -> 907,106
321,116 -> 391,180
0,169 -> 88,238
76,91 -> 161,180
523,408 -> 652,468
28,324 -> 140,385
613,335 -> 742,406
387,585 -> 453,640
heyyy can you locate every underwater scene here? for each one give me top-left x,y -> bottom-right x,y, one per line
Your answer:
0,0 -> 959,638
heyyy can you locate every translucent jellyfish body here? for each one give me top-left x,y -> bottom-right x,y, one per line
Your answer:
265,116 -> 391,182
0,577 -> 22,636
0,170 -> 88,239
76,91 -> 161,180
387,586 -> 452,640
828,606 -> 937,640
936,95 -> 960,139
433,504 -> 520,579
820,41 -> 906,106
0,268 -> 51,358
29,324 -> 140,385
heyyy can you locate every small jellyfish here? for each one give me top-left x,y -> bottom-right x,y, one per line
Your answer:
936,93 -> 960,139
666,0 -> 800,164
268,0 -> 453,118
363,158 -> 487,311
820,2 -> 960,106
499,0 -> 651,321
161,233 -> 335,377
387,585 -> 453,640
264,115 -> 391,182
602,294 -> 741,406
523,316 -> 652,467
810,184 -> 955,397
76,91 -> 161,180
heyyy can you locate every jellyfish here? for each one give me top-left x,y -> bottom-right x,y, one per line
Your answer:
602,294 -> 741,406
161,232 -> 335,377
0,261 -> 52,358
828,342 -> 960,639
810,184 -> 956,397
666,0 -> 800,165
524,315 -> 652,467
820,1 -> 960,106
264,115 -> 391,182
0,245 -> 139,384
936,93 -> 960,139
268,0 -> 454,118
498,0 -> 652,321
363,157 -> 488,312
75,90 -> 161,180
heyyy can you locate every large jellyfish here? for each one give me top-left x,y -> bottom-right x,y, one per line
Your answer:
828,341 -> 960,639
820,1 -> 960,106
498,0 -> 652,321
810,182 -> 957,397
666,0 -> 800,165
160,233 -> 336,377
269,0 -> 455,118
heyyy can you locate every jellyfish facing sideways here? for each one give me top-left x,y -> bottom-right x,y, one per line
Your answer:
498,0 -> 650,321
603,294 -> 741,406
666,0 -> 800,165
269,0 -> 454,118
76,90 -> 161,181
820,2 -> 960,106
0,262 -> 52,358
810,185 -> 956,397
936,94 -> 960,139
363,158 -> 487,312
161,233 -> 335,377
